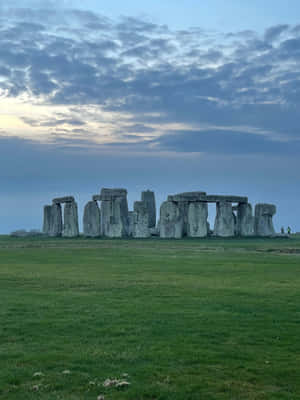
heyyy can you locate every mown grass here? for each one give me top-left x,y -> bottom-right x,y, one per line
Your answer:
0,235 -> 300,400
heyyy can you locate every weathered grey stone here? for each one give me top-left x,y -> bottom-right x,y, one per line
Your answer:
11,229 -> 42,237
63,201 -> 79,237
237,203 -> 254,236
187,202 -> 208,237
167,193 -> 247,203
255,203 -> 276,236
207,221 -> 212,235
52,196 -> 75,204
10,229 -> 28,237
43,205 -> 52,235
160,201 -> 184,238
83,201 -> 101,237
168,191 -> 206,202
141,190 -> 156,228
214,202 -> 235,237
128,211 -> 134,237
150,226 -> 160,236
49,203 -> 62,237
100,188 -> 127,201
101,192 -> 129,238
92,195 -> 102,202
206,195 -> 248,203
132,201 -> 150,238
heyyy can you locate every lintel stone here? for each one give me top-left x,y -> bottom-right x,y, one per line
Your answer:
53,196 -> 75,204
205,195 -> 248,203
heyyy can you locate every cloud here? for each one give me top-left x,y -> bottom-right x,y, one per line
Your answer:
1,4 -> 300,161
264,24 -> 289,42
154,128 -> 300,155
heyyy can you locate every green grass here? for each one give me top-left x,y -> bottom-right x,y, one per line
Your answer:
0,235 -> 300,400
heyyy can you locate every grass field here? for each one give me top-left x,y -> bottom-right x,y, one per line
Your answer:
1,235 -> 300,400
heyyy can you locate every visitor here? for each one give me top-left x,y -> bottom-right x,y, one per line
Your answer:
287,226 -> 291,235
281,226 -> 284,234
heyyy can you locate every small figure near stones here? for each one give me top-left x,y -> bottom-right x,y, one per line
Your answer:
281,226 -> 285,234
287,226 -> 291,235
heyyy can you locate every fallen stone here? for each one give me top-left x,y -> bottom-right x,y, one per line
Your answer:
10,229 -> 29,237
63,201 -> 79,237
237,203 -> 254,236
187,202 -> 208,237
52,196 -> 75,204
214,201 -> 235,237
83,201 -> 101,237
255,203 -> 276,236
132,201 -> 150,238
141,190 -> 156,228
160,201 -> 184,238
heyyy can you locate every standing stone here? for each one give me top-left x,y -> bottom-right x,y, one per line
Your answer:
83,201 -> 101,237
214,202 -> 235,237
237,203 -> 254,236
160,201 -> 184,238
128,211 -> 134,237
63,201 -> 79,237
187,202 -> 208,237
255,203 -> 276,236
233,212 -> 237,236
49,203 -> 62,237
132,201 -> 150,238
141,190 -> 156,228
101,189 -> 129,238
43,205 -> 52,235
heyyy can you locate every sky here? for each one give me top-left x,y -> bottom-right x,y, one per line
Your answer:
0,0 -> 300,233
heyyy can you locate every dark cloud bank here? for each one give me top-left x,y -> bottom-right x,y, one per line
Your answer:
0,5 -> 300,232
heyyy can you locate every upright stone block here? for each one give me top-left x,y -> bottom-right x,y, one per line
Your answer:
49,203 -> 62,237
141,190 -> 156,228
132,201 -> 150,238
160,201 -> 184,238
83,201 -> 101,237
43,205 -> 52,235
63,201 -> 79,237
128,211 -> 134,237
101,189 -> 129,238
237,203 -> 254,236
214,202 -> 235,237
187,202 -> 208,237
255,203 -> 276,236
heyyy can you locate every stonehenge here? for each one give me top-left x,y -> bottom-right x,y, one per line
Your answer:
141,190 -> 156,228
42,197 -> 78,237
49,203 -> 63,237
187,202 -> 208,237
83,200 -> 101,237
255,204 -> 276,237
42,188 -> 278,239
100,188 -> 129,238
160,201 -> 184,238
237,203 -> 254,236
63,201 -> 79,237
214,202 -> 235,237
132,201 -> 150,238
